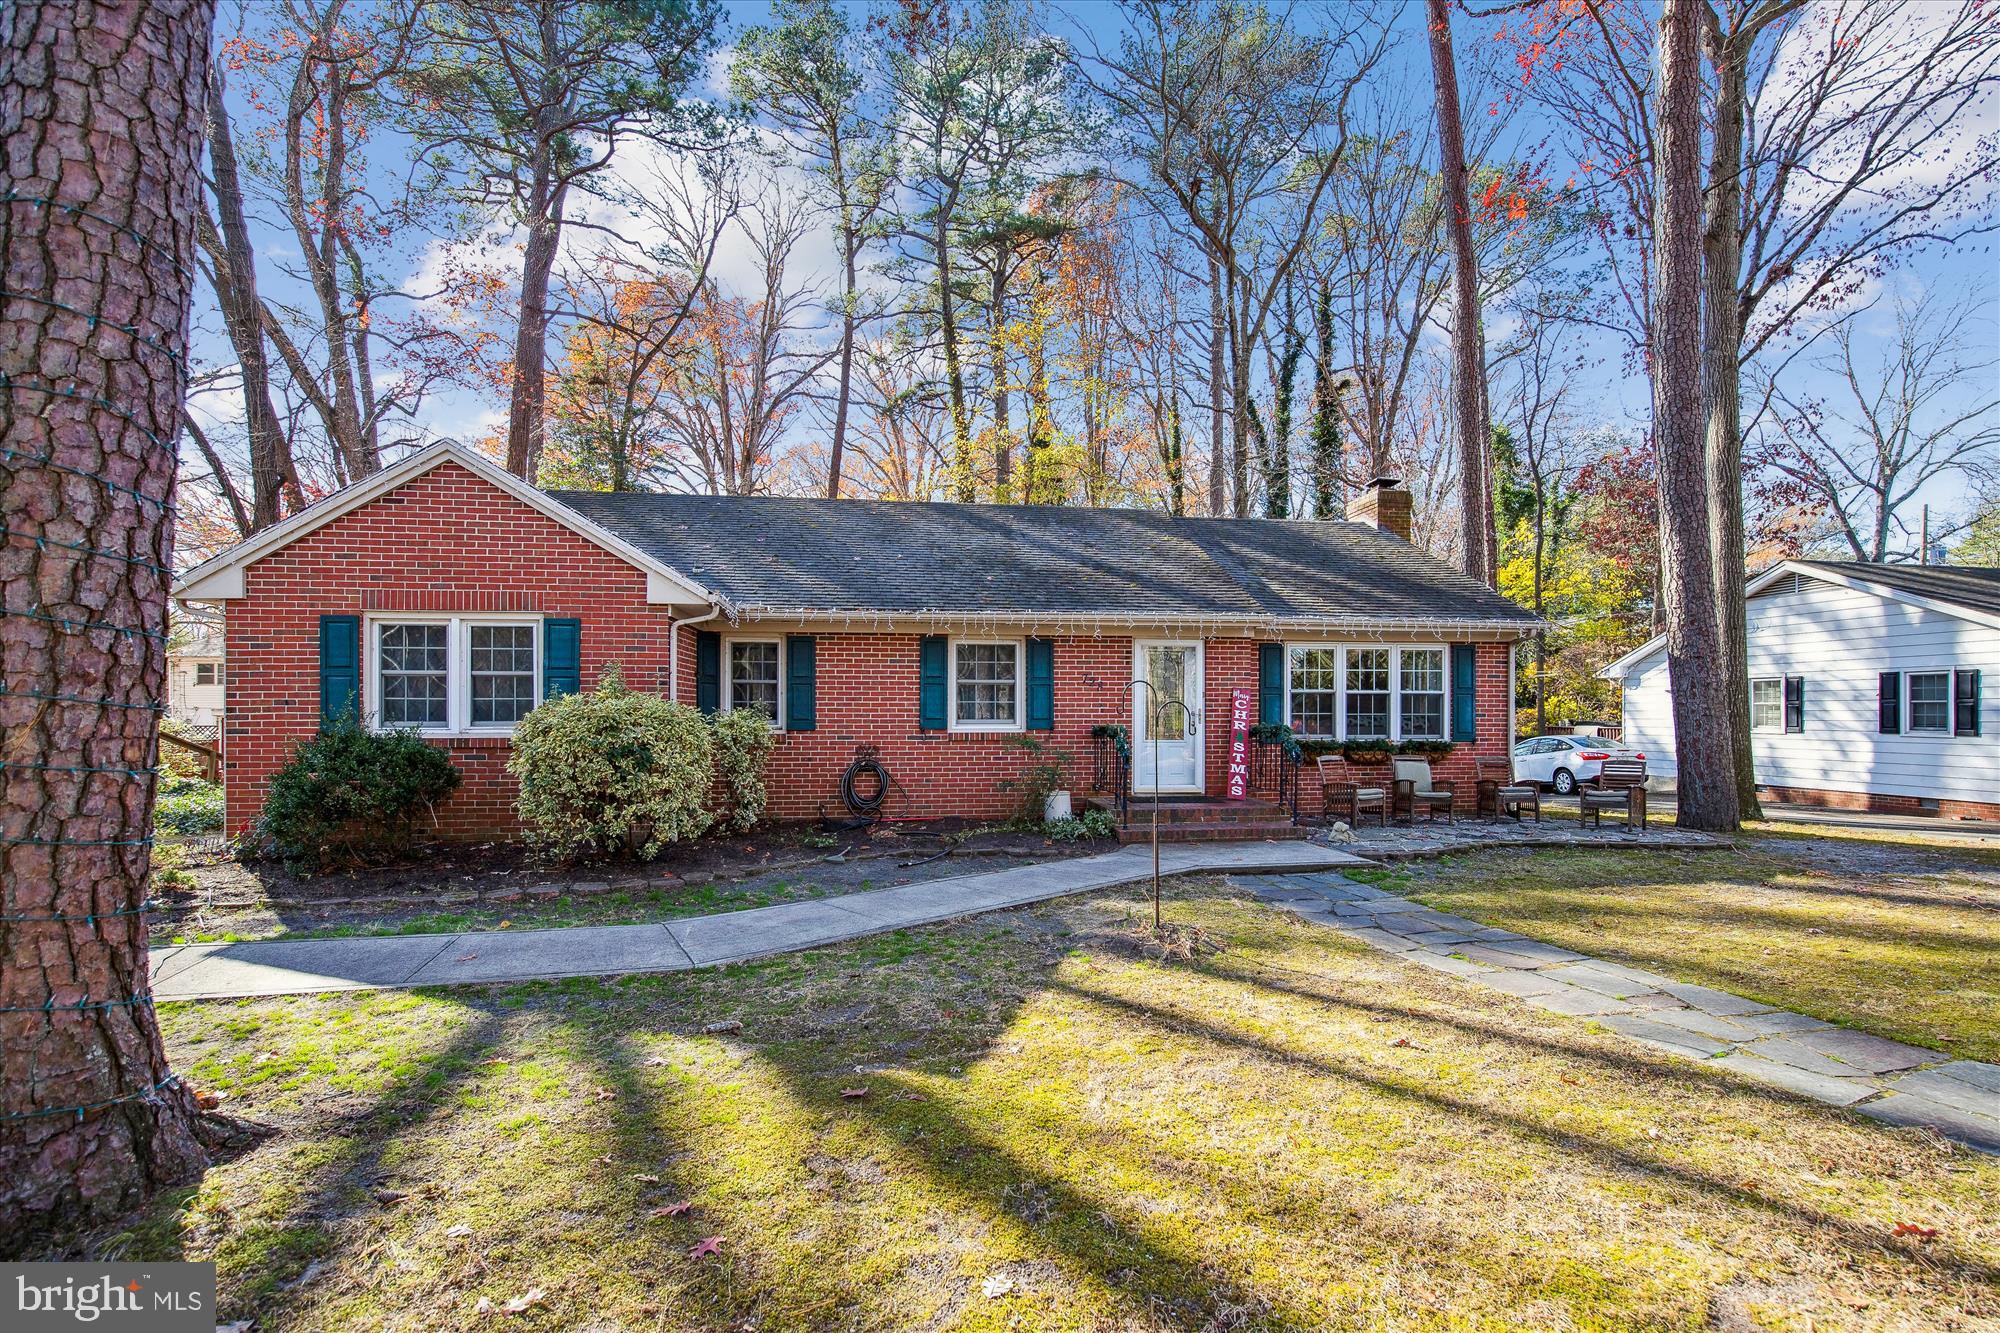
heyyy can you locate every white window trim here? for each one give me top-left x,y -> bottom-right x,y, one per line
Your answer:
365,613 -> 542,738
721,634 -> 785,730
949,637 -> 1026,733
1749,676 -> 1784,733
1905,668 -> 1954,736
1282,643 -> 1454,743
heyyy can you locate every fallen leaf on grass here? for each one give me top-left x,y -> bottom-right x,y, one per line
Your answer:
445,1224 -> 473,1239
643,1056 -> 673,1067
475,1288 -> 548,1316
689,1235 -> 724,1259
981,1274 -> 1017,1298
632,1173 -> 661,1184
1388,1038 -> 1415,1049
840,1087 -> 869,1099
1560,1075 -> 1582,1087
482,1057 -> 509,1066
648,1202 -> 693,1219
593,1087 -> 615,1101
1893,1222 -> 1939,1239
192,1088 -> 224,1109
496,919 -> 511,928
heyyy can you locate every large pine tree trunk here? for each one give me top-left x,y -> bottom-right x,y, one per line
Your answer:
506,182 -> 563,482
1653,0 -> 1741,833
1702,30 -> 1761,820
1207,251 -> 1227,516
1428,0 -> 1495,585
1,0 -> 216,1244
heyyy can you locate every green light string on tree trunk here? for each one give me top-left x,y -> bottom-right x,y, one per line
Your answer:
0,528 -> 172,575
0,608 -> 171,640
0,900 -> 159,924
1,371 -> 182,453
0,292 -> 184,368
0,686 -> 166,712
0,1074 -> 184,1124
1,761 -> 158,778
0,194 -> 194,282
0,835 -> 154,848
0,994 -> 158,1014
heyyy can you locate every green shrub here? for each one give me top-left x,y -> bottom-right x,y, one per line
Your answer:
1045,807 -> 1116,841
154,775 -> 223,835
508,666 -> 715,860
258,723 -> 462,870
712,707 -> 775,832
999,734 -> 1075,822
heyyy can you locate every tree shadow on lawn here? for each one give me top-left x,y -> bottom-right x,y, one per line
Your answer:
1067,960 -> 2000,1290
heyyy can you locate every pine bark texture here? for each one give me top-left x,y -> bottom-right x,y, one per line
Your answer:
1652,0 -> 1741,832
1,0 -> 215,1242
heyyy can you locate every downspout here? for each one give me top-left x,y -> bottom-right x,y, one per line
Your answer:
669,601 -> 724,703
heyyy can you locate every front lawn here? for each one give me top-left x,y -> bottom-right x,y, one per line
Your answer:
93,877 -> 2000,1330
1393,841 -> 2000,1063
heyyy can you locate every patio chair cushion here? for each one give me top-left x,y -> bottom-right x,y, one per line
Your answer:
1580,789 -> 1633,807
1351,787 -> 1386,802
1494,784 -> 1537,799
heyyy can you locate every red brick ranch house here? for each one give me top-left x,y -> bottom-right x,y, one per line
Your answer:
172,442 -> 1538,842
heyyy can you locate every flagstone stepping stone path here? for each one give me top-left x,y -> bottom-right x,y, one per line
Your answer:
1235,871 -> 2000,1155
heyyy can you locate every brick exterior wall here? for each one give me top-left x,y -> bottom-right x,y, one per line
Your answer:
1756,784 -> 2000,823
220,461 -> 675,840
215,460 -> 1520,839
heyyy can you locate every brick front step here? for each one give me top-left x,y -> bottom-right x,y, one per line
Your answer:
1116,821 -> 1310,844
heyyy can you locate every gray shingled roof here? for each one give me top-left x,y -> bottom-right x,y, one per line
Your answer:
548,490 -> 1538,627
1801,560 -> 2000,618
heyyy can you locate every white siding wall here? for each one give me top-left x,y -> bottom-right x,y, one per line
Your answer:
1618,577 -> 1997,803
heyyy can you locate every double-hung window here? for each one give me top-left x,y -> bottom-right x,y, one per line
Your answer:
1907,671 -> 1951,734
371,617 -> 540,734
1749,677 -> 1783,731
725,638 -> 783,726
1287,647 -> 1340,737
953,640 -> 1021,730
1398,649 -> 1445,739
1344,648 -> 1392,740
193,662 -> 222,687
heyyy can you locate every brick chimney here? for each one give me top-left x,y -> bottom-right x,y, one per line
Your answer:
1345,476 -> 1412,541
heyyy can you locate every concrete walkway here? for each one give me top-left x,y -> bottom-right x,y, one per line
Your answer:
1238,871 -> 2000,1154
150,841 -> 1368,1001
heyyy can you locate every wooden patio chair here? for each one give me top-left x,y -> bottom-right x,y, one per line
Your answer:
1475,756 -> 1540,823
1578,757 -> 1648,829
1391,757 -> 1456,824
1315,754 -> 1386,828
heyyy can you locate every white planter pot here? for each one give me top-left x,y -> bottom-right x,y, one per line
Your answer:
1044,791 -> 1072,822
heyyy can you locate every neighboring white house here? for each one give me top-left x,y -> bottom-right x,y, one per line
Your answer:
1601,560 -> 1996,819
167,624 -> 226,728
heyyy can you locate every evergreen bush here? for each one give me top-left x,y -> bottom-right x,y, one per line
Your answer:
258,723 -> 461,870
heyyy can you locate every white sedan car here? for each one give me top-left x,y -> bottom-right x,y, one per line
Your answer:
1511,735 -> 1647,795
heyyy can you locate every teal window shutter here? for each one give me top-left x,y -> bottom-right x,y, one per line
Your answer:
542,617 -> 581,700
1257,643 -> 1284,727
695,630 -> 721,715
1451,645 -> 1477,741
1026,638 -> 1054,730
319,614 -> 360,729
919,635 -> 948,730
786,634 -> 817,731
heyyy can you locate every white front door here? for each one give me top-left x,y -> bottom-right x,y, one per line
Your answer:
1133,642 -> 1203,793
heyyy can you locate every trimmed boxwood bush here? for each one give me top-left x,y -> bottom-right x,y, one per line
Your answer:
508,666 -> 716,860
712,706 -> 775,833
258,723 -> 462,870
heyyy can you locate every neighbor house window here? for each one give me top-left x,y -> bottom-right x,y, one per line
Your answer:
726,639 -> 782,725
193,662 -> 222,687
1750,677 -> 1783,731
1908,671 -> 1951,734
1345,648 -> 1391,739
953,640 -> 1021,729
1399,649 -> 1445,739
370,617 -> 539,734
1288,647 -> 1339,737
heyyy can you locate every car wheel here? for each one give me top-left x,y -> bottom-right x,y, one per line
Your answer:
1552,767 -> 1576,795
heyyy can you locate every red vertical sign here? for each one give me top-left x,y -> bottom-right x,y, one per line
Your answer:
1226,687 -> 1252,800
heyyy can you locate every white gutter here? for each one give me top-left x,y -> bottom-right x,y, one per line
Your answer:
728,607 -> 1546,637
668,602 -> 725,703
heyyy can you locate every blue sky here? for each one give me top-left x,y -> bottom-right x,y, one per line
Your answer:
185,0 -> 1996,554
